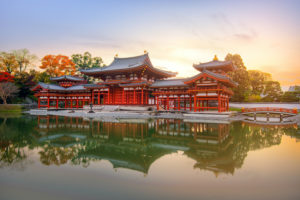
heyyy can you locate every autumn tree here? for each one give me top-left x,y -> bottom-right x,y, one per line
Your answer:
71,52 -> 104,70
0,52 -> 19,74
225,53 -> 250,102
12,49 -> 38,73
39,55 -> 76,77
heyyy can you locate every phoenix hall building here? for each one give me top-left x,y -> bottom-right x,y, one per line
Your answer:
33,52 -> 236,112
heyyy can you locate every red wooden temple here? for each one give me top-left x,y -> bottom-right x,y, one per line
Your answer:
33,52 -> 236,112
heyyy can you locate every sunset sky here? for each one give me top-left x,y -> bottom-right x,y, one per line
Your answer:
1,0 -> 299,89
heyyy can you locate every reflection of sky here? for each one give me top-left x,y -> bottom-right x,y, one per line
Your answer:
1,0 -> 300,86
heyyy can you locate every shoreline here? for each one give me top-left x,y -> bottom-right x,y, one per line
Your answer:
25,109 -> 299,125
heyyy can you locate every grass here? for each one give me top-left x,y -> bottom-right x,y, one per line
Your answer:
229,107 -> 242,112
0,104 -> 23,113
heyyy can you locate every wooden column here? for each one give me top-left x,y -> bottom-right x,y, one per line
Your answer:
98,90 -> 100,105
92,90 -> 94,104
134,88 -> 136,104
122,89 -> 125,104
178,96 -> 180,111
194,95 -> 196,112
141,88 -> 144,105
56,98 -> 58,109
108,88 -> 110,104
156,96 -> 159,110
167,95 -> 169,110
47,97 -> 50,108
190,95 -> 192,111
76,98 -> 79,109
38,97 -> 40,108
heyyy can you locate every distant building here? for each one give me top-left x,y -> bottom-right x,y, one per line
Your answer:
288,85 -> 300,92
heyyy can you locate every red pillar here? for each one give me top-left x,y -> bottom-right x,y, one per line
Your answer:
98,91 -> 100,105
38,97 -> 40,108
134,88 -> 136,104
178,96 -> 180,111
156,96 -> 159,110
47,97 -> 50,108
108,89 -> 110,104
56,98 -> 58,109
122,89 -> 125,104
194,95 -> 196,112
141,88 -> 144,105
167,96 -> 169,110
92,90 -> 94,104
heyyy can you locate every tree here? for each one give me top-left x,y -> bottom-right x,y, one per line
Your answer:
248,70 -> 272,95
12,49 -> 38,73
71,52 -> 104,70
262,81 -> 282,102
0,82 -> 19,104
29,69 -> 51,84
0,72 -> 14,82
39,55 -> 76,77
225,53 -> 250,102
14,72 -> 36,100
281,91 -> 300,102
0,52 -> 19,74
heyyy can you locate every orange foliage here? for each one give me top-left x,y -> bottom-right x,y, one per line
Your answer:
39,55 -> 76,77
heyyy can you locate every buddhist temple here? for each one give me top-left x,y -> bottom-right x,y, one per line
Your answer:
33,52 -> 237,112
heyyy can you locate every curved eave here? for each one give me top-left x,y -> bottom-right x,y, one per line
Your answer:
50,75 -> 84,82
184,72 -> 237,87
193,61 -> 235,72
80,64 -> 176,78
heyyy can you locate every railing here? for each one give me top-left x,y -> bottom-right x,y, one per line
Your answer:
241,107 -> 298,114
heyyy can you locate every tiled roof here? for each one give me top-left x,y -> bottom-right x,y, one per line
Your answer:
193,60 -> 235,72
150,79 -> 188,88
119,81 -> 149,87
80,53 -> 176,77
33,82 -> 88,91
50,75 -> 84,81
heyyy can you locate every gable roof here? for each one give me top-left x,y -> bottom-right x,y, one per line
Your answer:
193,60 -> 235,72
50,75 -> 84,82
80,53 -> 176,78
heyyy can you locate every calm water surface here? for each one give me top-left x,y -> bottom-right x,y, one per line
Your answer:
0,115 -> 300,200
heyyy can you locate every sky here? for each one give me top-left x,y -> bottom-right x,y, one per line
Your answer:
1,0 -> 300,89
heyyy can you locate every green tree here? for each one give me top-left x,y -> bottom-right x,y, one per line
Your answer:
71,52 -> 104,70
281,91 -> 300,102
262,81 -> 282,102
248,70 -> 272,95
14,72 -> 36,101
225,53 -> 250,102
12,49 -> 38,74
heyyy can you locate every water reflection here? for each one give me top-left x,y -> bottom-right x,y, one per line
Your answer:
0,115 -> 298,175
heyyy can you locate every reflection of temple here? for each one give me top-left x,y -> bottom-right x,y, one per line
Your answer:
36,116 -> 236,174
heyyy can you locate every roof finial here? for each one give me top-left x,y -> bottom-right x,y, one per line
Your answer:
213,55 -> 218,61
115,53 -> 118,58
144,50 -> 147,54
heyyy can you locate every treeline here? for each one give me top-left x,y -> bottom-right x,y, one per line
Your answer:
0,49 -> 104,104
225,53 -> 299,102
0,49 -> 299,104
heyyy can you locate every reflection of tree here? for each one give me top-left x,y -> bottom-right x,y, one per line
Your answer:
0,116 -> 38,168
39,145 -> 78,166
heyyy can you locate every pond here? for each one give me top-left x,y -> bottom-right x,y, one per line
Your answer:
0,115 -> 300,200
